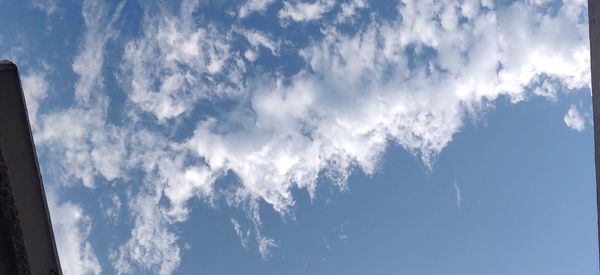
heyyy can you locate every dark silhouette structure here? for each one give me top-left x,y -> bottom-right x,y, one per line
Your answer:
0,139 -> 31,275
589,0 -> 600,269
0,60 -> 61,274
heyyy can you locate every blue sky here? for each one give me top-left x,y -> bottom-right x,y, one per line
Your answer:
0,0 -> 596,274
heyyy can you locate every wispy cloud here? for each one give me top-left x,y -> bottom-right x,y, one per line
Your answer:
100,194 -> 122,224
30,0 -> 60,17
258,236 -> 279,259
454,181 -> 462,209
279,0 -> 335,23
239,0 -> 275,18
231,218 -> 251,249
111,190 -> 182,275
72,0 -> 126,102
336,0 -> 367,22
237,27 -> 280,62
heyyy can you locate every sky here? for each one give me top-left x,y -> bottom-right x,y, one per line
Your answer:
0,0 -> 596,274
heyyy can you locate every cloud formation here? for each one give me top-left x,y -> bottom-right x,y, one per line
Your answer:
26,0 -> 591,274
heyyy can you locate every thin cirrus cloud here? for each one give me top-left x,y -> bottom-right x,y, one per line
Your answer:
30,0 -> 60,17
453,181 -> 462,208
20,0 -> 591,274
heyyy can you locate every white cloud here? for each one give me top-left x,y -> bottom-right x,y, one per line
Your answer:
278,0 -> 335,23
21,70 -> 49,130
239,0 -> 275,18
47,193 -> 102,275
564,104 -> 586,131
